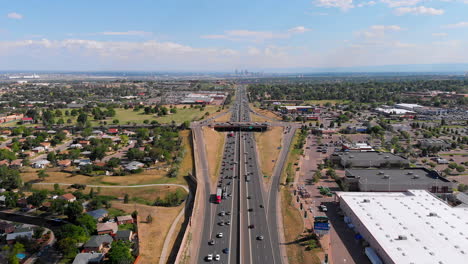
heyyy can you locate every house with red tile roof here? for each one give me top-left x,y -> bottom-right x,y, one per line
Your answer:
59,193 -> 76,202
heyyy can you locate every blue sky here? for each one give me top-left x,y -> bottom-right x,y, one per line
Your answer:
1,0 -> 468,71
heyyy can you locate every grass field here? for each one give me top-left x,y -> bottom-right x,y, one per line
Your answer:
31,184 -> 186,205
2,106 -> 224,128
281,188 -> 321,264
21,165 -> 187,186
255,127 -> 283,181
153,105 -> 222,124
177,130 -> 195,179
202,127 -> 225,185
111,201 -> 184,264
249,104 -> 282,122
213,111 -> 232,122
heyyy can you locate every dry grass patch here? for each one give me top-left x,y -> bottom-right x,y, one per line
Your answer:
213,111 -> 232,122
112,201 -> 184,264
250,104 -> 282,121
178,130 -> 194,179
202,127 -> 225,185
281,188 -> 321,264
255,127 -> 283,181
31,184 -> 186,204
21,166 -> 186,186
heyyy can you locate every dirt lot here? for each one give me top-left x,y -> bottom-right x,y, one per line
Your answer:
255,127 -> 283,179
202,127 -> 225,185
111,201 -> 184,264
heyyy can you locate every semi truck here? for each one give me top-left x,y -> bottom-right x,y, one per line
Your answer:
216,188 -> 222,203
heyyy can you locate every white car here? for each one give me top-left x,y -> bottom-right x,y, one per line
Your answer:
214,254 -> 220,261
217,232 -> 223,238
206,254 -> 213,261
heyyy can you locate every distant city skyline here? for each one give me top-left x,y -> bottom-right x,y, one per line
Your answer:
1,0 -> 468,71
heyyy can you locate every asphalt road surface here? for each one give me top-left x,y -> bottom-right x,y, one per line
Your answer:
198,86 -> 281,263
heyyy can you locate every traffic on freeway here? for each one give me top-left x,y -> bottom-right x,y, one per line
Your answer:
198,86 -> 281,263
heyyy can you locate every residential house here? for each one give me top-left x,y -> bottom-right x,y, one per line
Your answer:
57,159 -> 72,167
6,231 -> 33,244
70,143 -> 83,149
0,195 -> 5,206
107,128 -> 119,134
96,222 -> 118,235
82,235 -> 113,253
59,193 -> 76,202
0,159 -> 9,166
116,215 -> 134,225
72,253 -> 104,264
21,117 -> 34,124
32,159 -> 50,168
40,142 -> 51,150
9,159 -> 23,168
125,161 -> 144,171
32,146 -> 46,153
0,221 -> 15,234
86,209 -> 109,221
78,140 -> 91,146
114,230 -> 133,241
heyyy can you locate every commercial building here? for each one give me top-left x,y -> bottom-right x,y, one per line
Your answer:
418,139 -> 450,150
337,190 -> 468,264
280,106 -> 315,114
395,103 -> 424,111
344,168 -> 452,193
342,143 -> 374,152
331,152 -> 409,168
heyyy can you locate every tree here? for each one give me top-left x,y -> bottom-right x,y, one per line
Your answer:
106,157 -> 121,168
77,113 -> 88,124
107,241 -> 134,264
124,194 -> 129,204
313,171 -> 322,183
37,170 -> 49,181
57,237 -> 79,260
76,214 -> 97,234
27,190 -> 48,207
0,166 -> 22,189
65,201 -> 84,222
50,199 -> 67,215
147,214 -> 153,223
3,242 -> 25,264
47,152 -> 57,164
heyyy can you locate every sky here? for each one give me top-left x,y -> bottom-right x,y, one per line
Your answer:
1,0 -> 468,72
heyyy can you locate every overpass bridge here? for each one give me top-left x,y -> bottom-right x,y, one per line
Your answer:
209,121 -> 269,132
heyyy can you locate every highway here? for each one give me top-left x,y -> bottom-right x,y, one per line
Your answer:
198,85 -> 281,263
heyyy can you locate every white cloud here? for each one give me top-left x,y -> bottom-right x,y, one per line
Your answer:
357,1 -> 377,7
357,25 -> 403,38
100,31 -> 152,36
288,26 -> 311,34
0,37 -> 467,71
315,0 -> 355,11
7,12 -> 23,20
201,26 -> 310,42
381,0 -> 421,7
395,6 -> 444,15
444,22 -> 468,28
432,32 -> 448,37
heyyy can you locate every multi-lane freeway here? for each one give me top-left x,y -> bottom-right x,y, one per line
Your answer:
198,86 -> 282,263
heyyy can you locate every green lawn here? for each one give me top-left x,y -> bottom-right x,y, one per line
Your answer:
153,106 -> 221,124
2,106 -> 224,128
